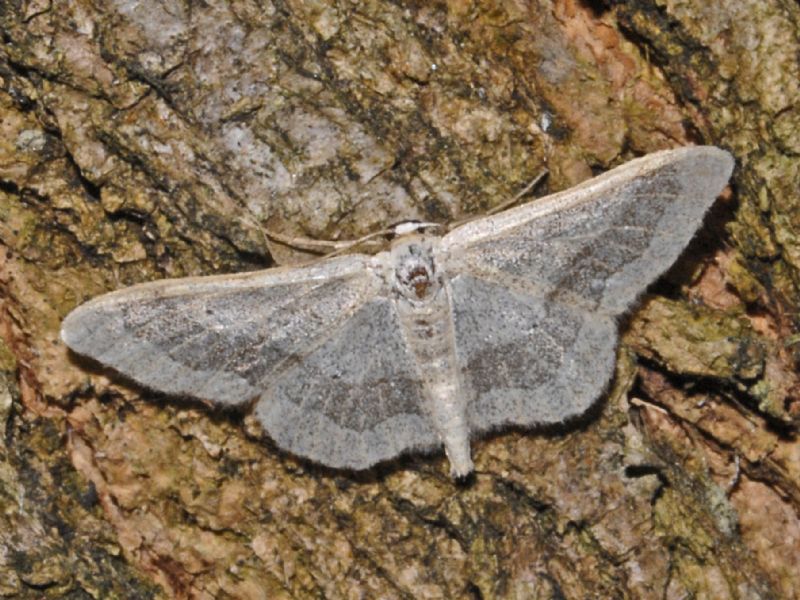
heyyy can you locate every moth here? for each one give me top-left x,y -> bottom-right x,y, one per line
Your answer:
62,146 -> 734,477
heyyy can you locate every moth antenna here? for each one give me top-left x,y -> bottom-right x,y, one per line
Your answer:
319,228 -> 395,259
447,169 -> 549,231
485,168 -> 549,216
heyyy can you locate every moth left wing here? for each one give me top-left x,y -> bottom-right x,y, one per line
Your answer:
255,296 -> 440,471
61,255 -> 384,405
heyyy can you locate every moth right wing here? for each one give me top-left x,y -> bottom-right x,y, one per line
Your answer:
445,272 -> 618,432
439,147 -> 734,432
61,255 -> 384,406
442,146 -> 734,315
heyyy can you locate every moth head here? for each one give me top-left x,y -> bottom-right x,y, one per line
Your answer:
390,236 -> 441,302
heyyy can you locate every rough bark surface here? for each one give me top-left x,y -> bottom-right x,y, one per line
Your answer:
1,0 -> 799,598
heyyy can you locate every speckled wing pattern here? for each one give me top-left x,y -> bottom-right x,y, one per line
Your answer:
61,256 -> 439,468
255,297 -> 438,469
61,146 -> 734,474
441,146 -> 735,432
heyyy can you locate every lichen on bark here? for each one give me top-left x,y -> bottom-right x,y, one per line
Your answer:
1,0 -> 799,598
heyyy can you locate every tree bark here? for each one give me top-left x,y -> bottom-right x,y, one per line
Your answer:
1,0 -> 799,597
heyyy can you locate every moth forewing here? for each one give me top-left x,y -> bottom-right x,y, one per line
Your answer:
60,255 -> 384,406
441,146 -> 733,255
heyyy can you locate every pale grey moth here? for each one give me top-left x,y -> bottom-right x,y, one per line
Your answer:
61,146 -> 734,477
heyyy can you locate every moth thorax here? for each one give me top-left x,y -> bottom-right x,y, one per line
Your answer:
391,237 -> 441,303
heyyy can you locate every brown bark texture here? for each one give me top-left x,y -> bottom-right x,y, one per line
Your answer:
1,0 -> 799,598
